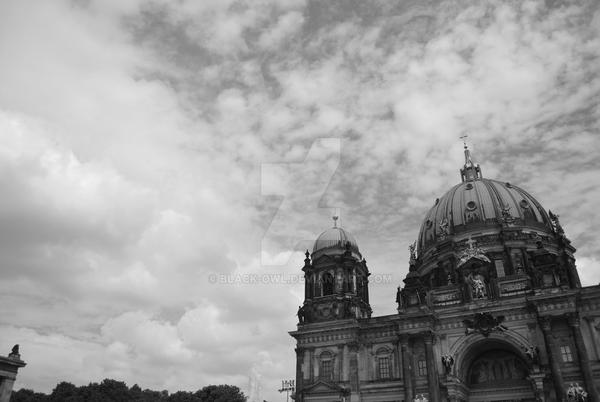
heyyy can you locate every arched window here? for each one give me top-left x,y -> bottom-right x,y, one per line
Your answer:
357,275 -> 365,299
417,359 -> 428,377
319,351 -> 335,381
322,272 -> 334,296
375,347 -> 392,380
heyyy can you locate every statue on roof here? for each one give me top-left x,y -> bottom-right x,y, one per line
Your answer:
9,344 -> 19,358
549,210 -> 565,236
409,241 -> 417,263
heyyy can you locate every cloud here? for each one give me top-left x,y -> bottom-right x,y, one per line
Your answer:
258,11 -> 305,50
0,0 -> 599,401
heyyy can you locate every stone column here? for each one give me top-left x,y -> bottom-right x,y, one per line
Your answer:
394,339 -> 402,379
342,344 -> 350,382
424,333 -> 441,402
400,335 -> 414,402
304,273 -> 309,299
540,316 -> 565,401
568,314 -> 599,402
337,344 -> 344,382
0,351 -> 26,402
336,267 -> 344,294
309,347 -> 315,382
348,342 -> 360,402
365,274 -> 371,306
295,347 -> 304,397
585,317 -> 600,359
0,378 -> 15,402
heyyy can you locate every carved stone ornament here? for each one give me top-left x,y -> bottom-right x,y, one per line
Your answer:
457,237 -> 491,268
414,394 -> 429,402
464,313 -> 507,337
466,272 -> 487,299
549,210 -> 565,236
297,305 -> 305,324
395,286 -> 403,308
9,344 -> 20,358
498,204 -> 516,226
439,217 -> 450,240
441,354 -> 454,374
566,383 -> 588,402
524,344 -> 539,364
409,241 -> 417,263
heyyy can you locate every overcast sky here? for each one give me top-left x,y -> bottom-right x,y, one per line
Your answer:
1,0 -> 599,401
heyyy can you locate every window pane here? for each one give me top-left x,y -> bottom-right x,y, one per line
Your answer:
560,346 -> 573,362
321,360 -> 333,380
378,357 -> 390,379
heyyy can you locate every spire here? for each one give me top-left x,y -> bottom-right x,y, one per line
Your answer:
461,135 -> 473,167
459,136 -> 482,182
332,207 -> 340,228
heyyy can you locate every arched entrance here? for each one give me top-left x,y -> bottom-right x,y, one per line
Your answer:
456,337 -> 537,402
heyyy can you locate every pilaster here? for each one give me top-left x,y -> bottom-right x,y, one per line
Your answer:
295,347 -> 304,393
400,335 -> 414,402
540,316 -> 565,401
568,313 -> 599,402
348,342 -> 360,402
424,332 -> 441,402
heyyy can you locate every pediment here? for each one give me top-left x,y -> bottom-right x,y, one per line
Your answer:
457,254 -> 491,268
303,380 -> 346,394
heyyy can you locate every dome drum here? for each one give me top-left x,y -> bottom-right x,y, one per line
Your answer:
416,229 -> 560,275
401,147 -> 581,309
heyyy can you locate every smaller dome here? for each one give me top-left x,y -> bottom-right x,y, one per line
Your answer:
312,226 -> 361,260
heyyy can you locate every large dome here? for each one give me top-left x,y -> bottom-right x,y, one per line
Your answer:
312,224 -> 361,260
415,144 -> 556,271
417,178 -> 552,253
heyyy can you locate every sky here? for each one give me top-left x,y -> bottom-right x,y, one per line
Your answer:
0,0 -> 599,401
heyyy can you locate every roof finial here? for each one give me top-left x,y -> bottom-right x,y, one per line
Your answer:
459,135 -> 482,182
459,134 -> 472,166
332,207 -> 341,228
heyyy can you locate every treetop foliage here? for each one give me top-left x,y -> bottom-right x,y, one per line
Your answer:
11,380 -> 247,402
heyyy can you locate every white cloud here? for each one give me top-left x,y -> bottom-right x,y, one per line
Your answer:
258,11 -> 305,50
1,0 -> 599,401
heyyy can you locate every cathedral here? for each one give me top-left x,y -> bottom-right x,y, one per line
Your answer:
290,145 -> 600,402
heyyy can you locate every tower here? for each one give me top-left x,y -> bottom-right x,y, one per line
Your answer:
298,217 -> 372,325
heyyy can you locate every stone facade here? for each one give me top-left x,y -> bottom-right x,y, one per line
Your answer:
0,346 -> 26,402
290,147 -> 600,402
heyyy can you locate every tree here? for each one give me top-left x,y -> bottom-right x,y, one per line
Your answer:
97,379 -> 131,402
140,388 -> 169,402
194,385 -> 247,402
49,381 -> 81,402
168,390 -> 200,402
12,380 -> 246,402
11,389 -> 48,402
